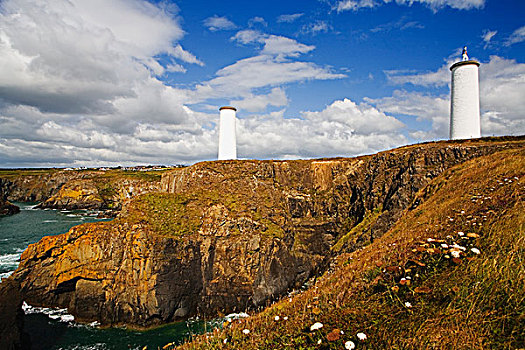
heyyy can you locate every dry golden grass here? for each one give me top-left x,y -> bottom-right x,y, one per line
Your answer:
172,147 -> 524,350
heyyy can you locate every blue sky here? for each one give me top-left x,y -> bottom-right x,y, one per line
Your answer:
0,0 -> 523,167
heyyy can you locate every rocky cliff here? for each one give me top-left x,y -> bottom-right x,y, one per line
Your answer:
0,169 -> 161,211
11,137 -> 525,329
0,278 -> 29,350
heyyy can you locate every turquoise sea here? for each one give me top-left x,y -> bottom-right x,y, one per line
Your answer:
0,203 -> 211,350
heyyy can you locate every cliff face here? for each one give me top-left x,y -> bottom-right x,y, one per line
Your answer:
12,138 -> 525,328
0,170 -> 161,211
0,278 -> 29,350
0,182 -> 20,216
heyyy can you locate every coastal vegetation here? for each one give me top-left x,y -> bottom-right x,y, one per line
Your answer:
175,147 -> 524,349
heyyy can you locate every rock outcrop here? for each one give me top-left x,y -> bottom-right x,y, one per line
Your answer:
0,184 -> 19,216
0,278 -> 29,350
0,198 -> 19,216
0,170 -> 161,211
11,137 -> 525,328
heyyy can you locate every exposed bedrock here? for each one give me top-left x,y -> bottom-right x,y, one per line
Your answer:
12,138 -> 524,328
0,171 -> 160,211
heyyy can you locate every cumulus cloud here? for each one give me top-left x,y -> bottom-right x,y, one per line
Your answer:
237,98 -> 407,159
0,0 -> 212,167
335,0 -> 484,12
370,55 -> 525,140
366,91 -> 449,139
277,13 -> 304,23
0,0 -> 202,115
0,0 -> 354,167
506,25 -> 525,46
203,15 -> 237,31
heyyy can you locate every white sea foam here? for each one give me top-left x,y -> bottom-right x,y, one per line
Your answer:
44,220 -> 59,223
23,302 -> 75,323
0,271 -> 13,279
0,252 -> 21,267
223,312 -> 249,322
59,344 -> 109,350
22,204 -> 38,211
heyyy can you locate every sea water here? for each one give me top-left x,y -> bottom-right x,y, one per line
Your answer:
0,203 -> 209,350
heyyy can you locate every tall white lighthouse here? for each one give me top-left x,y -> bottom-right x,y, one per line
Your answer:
218,106 -> 237,160
449,48 -> 481,140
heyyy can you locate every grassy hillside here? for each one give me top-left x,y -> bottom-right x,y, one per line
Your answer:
175,147 -> 524,349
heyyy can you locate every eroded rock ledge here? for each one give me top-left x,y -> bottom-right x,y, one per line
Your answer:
11,138 -> 525,328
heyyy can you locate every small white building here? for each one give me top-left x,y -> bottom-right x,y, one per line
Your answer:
449,56 -> 481,140
218,106 -> 237,160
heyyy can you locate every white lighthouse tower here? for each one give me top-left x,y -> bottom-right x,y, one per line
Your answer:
218,106 -> 237,160
449,47 -> 481,140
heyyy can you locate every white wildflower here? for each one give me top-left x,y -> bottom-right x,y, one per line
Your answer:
405,301 -> 412,308
345,340 -> 356,349
458,231 -> 464,236
357,332 -> 367,341
310,322 -> 323,331
242,329 -> 250,334
283,316 -> 288,321
223,338 -> 228,344
451,250 -> 461,258
441,243 -> 448,249
274,315 -> 280,321
471,247 -> 481,255
427,238 -> 435,242
317,339 -> 322,345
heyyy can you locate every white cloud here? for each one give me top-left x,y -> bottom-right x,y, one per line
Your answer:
371,16 -> 424,32
370,56 -> 525,140
0,0 -> 214,167
0,0 -> 202,115
384,63 -> 451,87
277,13 -> 304,23
366,91 -> 449,139
248,16 -> 267,27
238,98 -> 407,159
186,30 -> 344,108
336,0 -> 377,12
232,30 -> 315,57
335,0 -> 485,12
482,29 -> 497,48
169,45 -> 205,66
302,21 -> 332,35
506,25 -> 525,46
203,15 -> 237,31
231,88 -> 288,112
191,54 -> 344,103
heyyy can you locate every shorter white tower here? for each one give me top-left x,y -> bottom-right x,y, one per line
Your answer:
218,106 -> 237,160
449,57 -> 481,140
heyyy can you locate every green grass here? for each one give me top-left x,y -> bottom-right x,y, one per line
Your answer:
332,205 -> 383,252
124,193 -> 200,237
